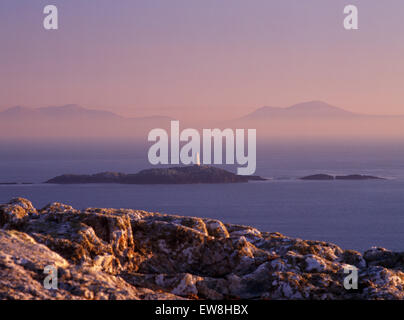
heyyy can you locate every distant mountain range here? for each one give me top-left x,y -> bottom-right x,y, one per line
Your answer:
0,104 -> 173,121
0,104 -> 172,138
234,101 -> 404,139
1,101 -> 403,139
1,104 -> 121,120
240,101 -> 358,120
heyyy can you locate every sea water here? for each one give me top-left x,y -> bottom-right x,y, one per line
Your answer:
0,140 -> 403,251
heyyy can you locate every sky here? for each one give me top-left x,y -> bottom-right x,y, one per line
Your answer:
1,0 -> 404,121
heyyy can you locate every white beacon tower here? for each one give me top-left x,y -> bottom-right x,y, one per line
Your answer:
195,152 -> 201,166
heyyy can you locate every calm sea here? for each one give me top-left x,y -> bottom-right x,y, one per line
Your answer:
1,140 -> 404,252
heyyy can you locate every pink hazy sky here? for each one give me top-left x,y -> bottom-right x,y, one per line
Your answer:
1,0 -> 404,121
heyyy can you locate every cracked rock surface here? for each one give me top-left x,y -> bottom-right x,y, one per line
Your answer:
1,198 -> 403,300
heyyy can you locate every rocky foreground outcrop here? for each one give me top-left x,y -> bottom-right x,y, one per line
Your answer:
1,198 -> 404,300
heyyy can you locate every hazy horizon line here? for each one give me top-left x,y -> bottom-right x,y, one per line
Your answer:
2,100 -> 404,120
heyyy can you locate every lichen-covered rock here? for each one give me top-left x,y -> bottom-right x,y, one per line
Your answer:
363,247 -> 404,269
1,198 -> 404,300
0,198 -> 38,229
0,229 -> 182,300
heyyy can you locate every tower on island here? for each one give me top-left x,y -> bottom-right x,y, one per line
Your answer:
195,152 -> 201,166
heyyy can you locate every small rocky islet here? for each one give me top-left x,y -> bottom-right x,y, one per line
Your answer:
1,197 -> 404,300
300,174 -> 385,181
46,165 -> 266,184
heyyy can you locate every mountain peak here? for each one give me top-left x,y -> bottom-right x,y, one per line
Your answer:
287,101 -> 353,115
241,101 -> 355,120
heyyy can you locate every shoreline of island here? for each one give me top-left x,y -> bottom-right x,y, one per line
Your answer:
42,165 -> 387,185
0,168 -> 389,186
45,165 -> 267,184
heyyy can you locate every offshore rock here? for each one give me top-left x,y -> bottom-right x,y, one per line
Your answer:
46,165 -> 266,184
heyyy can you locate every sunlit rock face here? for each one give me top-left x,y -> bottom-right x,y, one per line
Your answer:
1,198 -> 404,300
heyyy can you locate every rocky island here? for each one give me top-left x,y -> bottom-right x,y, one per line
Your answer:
1,197 -> 404,300
46,165 -> 266,184
301,174 -> 384,181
